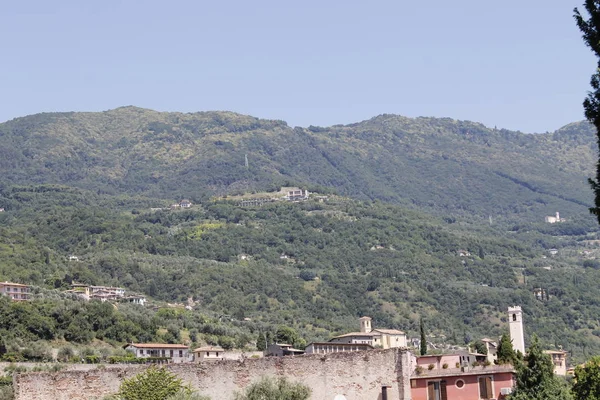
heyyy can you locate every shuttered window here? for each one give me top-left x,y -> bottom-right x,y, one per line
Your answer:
478,376 -> 493,399
440,380 -> 447,400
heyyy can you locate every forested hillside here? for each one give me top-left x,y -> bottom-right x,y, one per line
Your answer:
0,185 -> 599,364
0,107 -> 595,221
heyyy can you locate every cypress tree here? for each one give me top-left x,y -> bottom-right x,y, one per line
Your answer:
420,318 -> 427,356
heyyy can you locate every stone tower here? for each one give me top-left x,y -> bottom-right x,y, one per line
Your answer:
508,306 -> 525,354
360,316 -> 372,333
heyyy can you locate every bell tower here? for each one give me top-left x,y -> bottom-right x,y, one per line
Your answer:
508,306 -> 525,354
359,316 -> 372,333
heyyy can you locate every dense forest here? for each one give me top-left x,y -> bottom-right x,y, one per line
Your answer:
0,107 -> 595,221
0,183 -> 599,365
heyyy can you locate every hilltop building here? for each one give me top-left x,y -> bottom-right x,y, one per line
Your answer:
545,212 -> 564,223
193,346 -> 225,362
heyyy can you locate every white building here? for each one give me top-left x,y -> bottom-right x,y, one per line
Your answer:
193,346 -> 225,362
124,343 -> 190,363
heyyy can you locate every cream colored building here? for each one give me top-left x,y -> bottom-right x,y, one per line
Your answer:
329,316 -> 407,349
544,350 -> 568,376
193,346 -> 225,362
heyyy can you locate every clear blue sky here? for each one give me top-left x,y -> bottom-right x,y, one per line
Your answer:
0,0 -> 595,132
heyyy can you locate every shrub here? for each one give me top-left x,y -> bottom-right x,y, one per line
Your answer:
442,363 -> 448,369
428,364 -> 435,370
57,346 -> 74,362
117,366 -> 190,400
234,377 -> 310,400
455,362 -> 460,368
415,366 -> 424,375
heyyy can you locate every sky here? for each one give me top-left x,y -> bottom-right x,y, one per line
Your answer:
0,0 -> 596,132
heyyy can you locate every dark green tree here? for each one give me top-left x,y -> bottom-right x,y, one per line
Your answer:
472,340 -> 488,355
420,318 -> 427,356
256,332 -> 267,351
575,1 -> 600,223
496,333 -> 517,365
573,356 -> 600,399
509,336 -> 573,400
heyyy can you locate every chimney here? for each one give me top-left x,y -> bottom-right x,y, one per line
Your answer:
556,212 -> 560,221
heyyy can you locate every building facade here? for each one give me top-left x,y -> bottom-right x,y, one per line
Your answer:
193,346 -> 225,362
0,282 -> 30,301
124,343 -> 190,363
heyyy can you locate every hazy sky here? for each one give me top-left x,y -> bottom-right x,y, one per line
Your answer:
0,0 -> 595,132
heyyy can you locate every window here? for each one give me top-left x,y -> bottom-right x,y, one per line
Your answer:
427,380 -> 447,400
206,352 -> 210,357
170,350 -> 173,357
478,376 -> 493,399
179,350 -> 183,357
512,314 -> 517,322
455,379 -> 465,389
140,350 -> 144,355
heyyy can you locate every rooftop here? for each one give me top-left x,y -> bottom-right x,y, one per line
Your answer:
126,343 -> 189,349
194,346 -> 224,352
413,365 -> 515,379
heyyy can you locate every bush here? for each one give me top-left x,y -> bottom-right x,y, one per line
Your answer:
415,366 -> 424,375
428,364 -> 435,370
442,363 -> 448,369
57,346 -> 74,362
117,366 -> 190,400
234,377 -> 310,400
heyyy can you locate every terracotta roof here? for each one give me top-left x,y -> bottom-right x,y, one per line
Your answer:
0,282 -> 28,287
544,350 -> 567,354
373,328 -> 405,335
127,343 -> 189,349
332,331 -> 380,338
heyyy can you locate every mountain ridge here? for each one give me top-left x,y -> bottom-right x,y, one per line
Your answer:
0,107 -> 595,221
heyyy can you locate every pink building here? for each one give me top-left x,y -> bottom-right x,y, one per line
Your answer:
411,354 -> 515,400
0,282 -> 30,301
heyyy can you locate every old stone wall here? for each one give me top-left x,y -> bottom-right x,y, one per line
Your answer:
14,348 -> 413,400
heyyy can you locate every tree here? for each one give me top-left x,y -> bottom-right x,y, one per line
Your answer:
275,326 -> 304,349
117,366 -> 191,400
234,377 -> 311,400
496,333 -> 517,365
573,356 -> 600,399
419,318 -> 427,356
256,332 -> 267,351
509,336 -> 573,400
575,2 -> 600,223
472,340 -> 488,355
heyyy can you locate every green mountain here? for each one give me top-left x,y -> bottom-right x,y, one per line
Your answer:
0,107 -> 595,221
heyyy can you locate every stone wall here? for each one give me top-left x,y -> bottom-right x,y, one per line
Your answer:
14,348 -> 413,400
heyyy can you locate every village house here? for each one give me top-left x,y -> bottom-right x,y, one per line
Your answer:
411,353 -> 515,400
121,295 -> 147,306
544,350 -> 568,376
124,343 -> 190,363
0,282 -> 30,301
280,187 -> 310,201
265,343 -> 305,357
193,346 -> 225,362
329,316 -> 407,349
179,199 -> 192,208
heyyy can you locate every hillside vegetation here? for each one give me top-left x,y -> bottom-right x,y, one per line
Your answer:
0,185 -> 599,364
0,107 -> 595,221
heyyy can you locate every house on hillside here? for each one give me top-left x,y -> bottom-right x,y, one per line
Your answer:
545,212 -> 564,223
329,316 -> 407,349
0,282 -> 30,301
179,199 -> 192,208
121,295 -> 147,306
124,343 -> 190,363
544,350 -> 568,376
193,346 -> 225,362
281,187 -> 310,201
